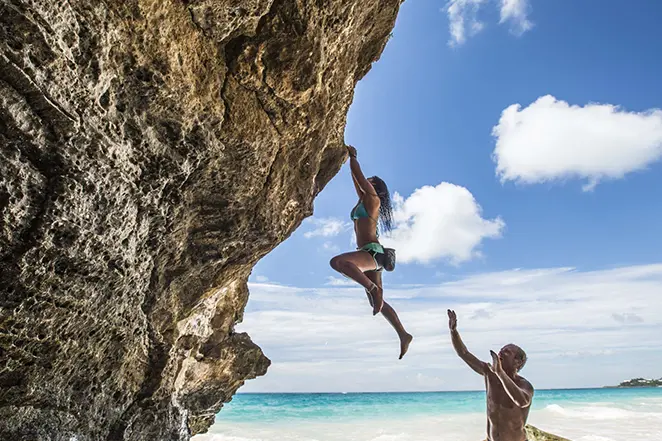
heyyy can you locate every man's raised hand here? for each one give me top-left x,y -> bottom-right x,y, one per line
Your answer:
488,350 -> 504,374
448,309 -> 458,332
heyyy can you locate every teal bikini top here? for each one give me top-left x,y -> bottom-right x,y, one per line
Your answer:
351,201 -> 370,220
351,201 -> 379,236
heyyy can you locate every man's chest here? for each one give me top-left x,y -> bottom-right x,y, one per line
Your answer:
484,374 -> 519,409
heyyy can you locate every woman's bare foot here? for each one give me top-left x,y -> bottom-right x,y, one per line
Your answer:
399,333 -> 413,359
368,284 -> 384,315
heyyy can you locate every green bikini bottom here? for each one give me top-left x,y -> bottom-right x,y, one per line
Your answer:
358,242 -> 385,271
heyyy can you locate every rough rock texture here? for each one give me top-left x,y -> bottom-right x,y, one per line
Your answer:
0,0 -> 402,439
526,425 -> 571,441
479,426 -> 570,441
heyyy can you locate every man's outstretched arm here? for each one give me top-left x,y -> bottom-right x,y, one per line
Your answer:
489,351 -> 534,408
448,310 -> 489,375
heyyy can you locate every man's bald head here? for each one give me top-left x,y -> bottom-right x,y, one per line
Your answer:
500,344 -> 527,372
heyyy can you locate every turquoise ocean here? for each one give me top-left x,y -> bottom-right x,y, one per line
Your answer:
193,388 -> 662,441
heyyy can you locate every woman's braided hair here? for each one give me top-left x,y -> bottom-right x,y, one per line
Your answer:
369,176 -> 394,234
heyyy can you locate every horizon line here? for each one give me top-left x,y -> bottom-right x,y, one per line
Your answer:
236,385 -> 659,394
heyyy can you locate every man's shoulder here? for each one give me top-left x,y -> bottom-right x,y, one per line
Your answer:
516,375 -> 534,392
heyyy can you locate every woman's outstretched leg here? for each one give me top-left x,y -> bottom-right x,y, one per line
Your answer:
382,302 -> 414,359
330,251 -> 383,314
365,271 -> 413,359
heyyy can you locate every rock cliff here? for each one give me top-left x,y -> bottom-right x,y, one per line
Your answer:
526,425 -> 571,441
0,0 -> 402,439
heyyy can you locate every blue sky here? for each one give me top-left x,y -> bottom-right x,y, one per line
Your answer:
239,0 -> 662,392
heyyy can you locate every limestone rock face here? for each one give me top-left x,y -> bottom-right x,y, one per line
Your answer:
0,0 -> 401,439
526,425 -> 572,441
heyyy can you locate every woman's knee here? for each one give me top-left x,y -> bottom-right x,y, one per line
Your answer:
330,255 -> 345,272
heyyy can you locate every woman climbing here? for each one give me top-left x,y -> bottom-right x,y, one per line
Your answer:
330,145 -> 413,359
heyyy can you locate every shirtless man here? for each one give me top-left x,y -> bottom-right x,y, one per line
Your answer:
448,310 -> 534,441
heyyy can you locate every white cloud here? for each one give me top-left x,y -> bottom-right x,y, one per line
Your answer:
445,0 -> 533,46
445,0 -> 488,46
254,275 -> 269,283
239,264 -> 662,393
303,217 -> 351,239
470,308 -> 493,319
325,276 -> 357,286
499,0 -> 533,35
322,241 -> 340,253
492,95 -> 662,191
612,313 -> 644,324
381,183 -> 504,264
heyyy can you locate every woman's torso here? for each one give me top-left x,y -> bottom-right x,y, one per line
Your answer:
351,199 -> 380,247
